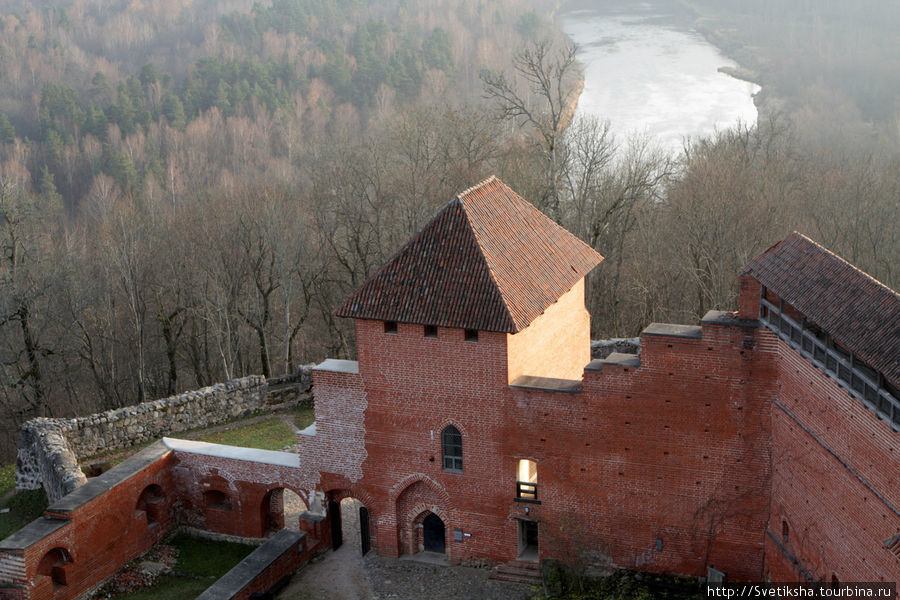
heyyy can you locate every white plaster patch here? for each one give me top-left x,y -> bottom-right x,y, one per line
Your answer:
162,438 -> 300,468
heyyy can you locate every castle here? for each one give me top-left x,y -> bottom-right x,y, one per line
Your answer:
1,177 -> 897,599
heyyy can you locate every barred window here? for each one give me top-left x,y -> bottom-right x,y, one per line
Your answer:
442,425 -> 462,472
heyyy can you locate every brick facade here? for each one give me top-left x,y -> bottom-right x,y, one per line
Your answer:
298,209 -> 898,585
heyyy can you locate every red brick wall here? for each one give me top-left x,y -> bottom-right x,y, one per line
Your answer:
16,452 -> 176,600
501,320 -> 777,580
766,336 -> 899,584
226,535 -> 315,600
353,318 -> 513,563
335,314 -> 779,577
170,453 -> 315,539
738,275 -> 762,319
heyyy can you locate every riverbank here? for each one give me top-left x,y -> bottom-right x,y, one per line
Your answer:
557,0 -> 759,154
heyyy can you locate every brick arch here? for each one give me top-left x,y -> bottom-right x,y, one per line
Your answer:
324,485 -> 378,512
36,547 -> 73,588
395,478 -> 450,556
323,486 -> 379,553
136,483 -> 166,525
260,483 -> 311,508
435,418 -> 469,438
260,487 -> 310,536
389,473 -> 449,504
199,474 -> 236,494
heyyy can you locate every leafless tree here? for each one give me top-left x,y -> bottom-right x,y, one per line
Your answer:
482,39 -> 581,220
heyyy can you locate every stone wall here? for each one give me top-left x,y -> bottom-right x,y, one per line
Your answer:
16,368 -> 314,501
15,421 -> 88,502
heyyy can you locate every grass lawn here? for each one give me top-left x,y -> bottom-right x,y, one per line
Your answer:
197,417 -> 296,450
291,404 -> 315,429
0,489 -> 49,540
0,464 -> 15,497
109,533 -> 254,600
195,403 -> 315,450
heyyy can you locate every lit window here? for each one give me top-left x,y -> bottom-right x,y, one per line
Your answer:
442,426 -> 462,472
516,459 -> 537,500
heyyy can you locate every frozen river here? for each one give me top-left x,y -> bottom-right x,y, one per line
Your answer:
560,0 -> 760,155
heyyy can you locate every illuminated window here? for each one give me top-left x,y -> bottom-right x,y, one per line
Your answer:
516,459 -> 538,500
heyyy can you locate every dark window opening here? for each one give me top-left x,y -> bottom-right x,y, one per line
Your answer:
204,490 -> 233,511
384,321 -> 397,334
136,484 -> 165,524
782,520 -> 789,543
442,425 -> 462,472
464,329 -> 478,342
424,325 -> 438,338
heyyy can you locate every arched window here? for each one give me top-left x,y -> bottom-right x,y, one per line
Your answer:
442,426 -> 462,472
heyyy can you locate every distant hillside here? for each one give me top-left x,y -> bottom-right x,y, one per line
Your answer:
680,0 -> 900,148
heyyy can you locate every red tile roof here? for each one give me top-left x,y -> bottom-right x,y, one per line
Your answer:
744,232 -> 899,387
335,177 -> 603,333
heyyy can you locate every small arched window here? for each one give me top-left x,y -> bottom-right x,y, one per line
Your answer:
442,425 -> 462,472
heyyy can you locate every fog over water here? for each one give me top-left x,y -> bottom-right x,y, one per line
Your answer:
561,0 -> 761,155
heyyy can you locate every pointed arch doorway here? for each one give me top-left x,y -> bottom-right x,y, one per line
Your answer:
422,512 -> 446,553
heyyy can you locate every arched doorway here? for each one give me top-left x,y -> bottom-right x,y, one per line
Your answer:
395,477 -> 449,557
422,513 -> 445,554
261,488 -> 308,536
325,491 -> 374,555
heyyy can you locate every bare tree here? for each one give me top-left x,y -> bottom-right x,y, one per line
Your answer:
481,39 -> 580,220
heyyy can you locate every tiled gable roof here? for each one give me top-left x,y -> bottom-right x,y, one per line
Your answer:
744,232 -> 899,387
335,177 -> 603,333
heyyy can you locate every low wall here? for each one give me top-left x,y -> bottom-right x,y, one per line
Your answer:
17,368 -> 314,501
195,529 -> 312,600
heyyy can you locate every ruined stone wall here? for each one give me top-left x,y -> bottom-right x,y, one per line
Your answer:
16,369 -> 314,500
15,422 -> 87,502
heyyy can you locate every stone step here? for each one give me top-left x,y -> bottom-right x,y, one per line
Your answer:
489,560 -> 542,586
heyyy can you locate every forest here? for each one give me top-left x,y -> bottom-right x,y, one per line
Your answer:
0,0 -> 897,461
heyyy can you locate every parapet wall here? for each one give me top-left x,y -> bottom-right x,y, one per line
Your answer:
16,370 -> 313,501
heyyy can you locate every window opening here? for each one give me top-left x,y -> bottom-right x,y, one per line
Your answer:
516,459 -> 538,500
442,426 -> 462,472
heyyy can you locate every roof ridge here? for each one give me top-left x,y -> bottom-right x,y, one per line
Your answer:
456,175 -> 498,200
457,194 -> 518,332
